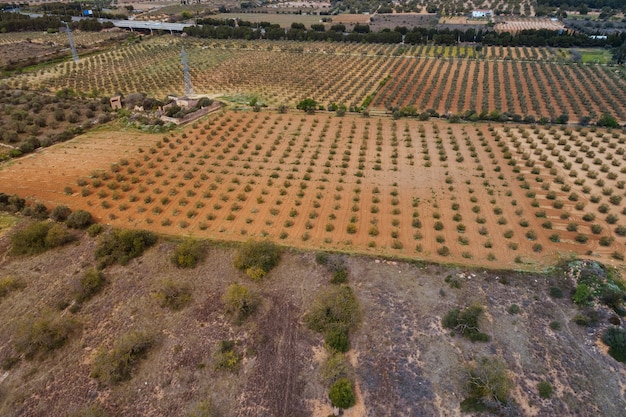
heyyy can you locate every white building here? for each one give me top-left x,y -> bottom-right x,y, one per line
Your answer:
472,10 -> 493,18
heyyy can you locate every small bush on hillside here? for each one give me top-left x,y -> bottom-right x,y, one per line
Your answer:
11,222 -> 74,255
331,269 -> 349,284
321,352 -> 352,386
315,251 -> 329,265
305,286 -> 362,334
10,222 -> 51,255
74,269 -> 106,305
324,323 -> 351,352
323,255 -> 349,284
538,381 -> 553,398
602,326 -> 626,363
22,202 -> 49,220
66,210 -> 94,229
154,280 -> 192,311
573,284 -> 593,305
233,239 -> 281,280
328,378 -> 356,409
507,304 -> 520,315
13,315 -> 80,359
44,223 -> 75,248
86,223 -> 104,237
549,287 -> 563,298
462,357 -> 512,412
91,330 -> 155,385
445,275 -> 462,288
442,304 -> 490,342
0,193 -> 25,213
0,276 -> 25,298
223,283 -> 258,323
213,340 -> 242,372
50,205 -> 72,222
171,238 -> 205,268
95,229 -> 157,268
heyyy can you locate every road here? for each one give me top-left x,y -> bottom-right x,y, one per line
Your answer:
26,13 -> 194,32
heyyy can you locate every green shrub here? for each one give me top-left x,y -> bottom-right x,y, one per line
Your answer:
91,330 -> 155,385
549,287 -> 563,298
23,202 -> 49,220
10,222 -> 51,255
66,210 -> 94,229
154,279 -> 192,311
305,286 -> 361,334
437,246 -> 450,256
602,327 -> 626,362
324,323 -> 350,352
86,223 -> 104,237
233,239 -> 281,280
95,229 -> 157,268
321,351 -> 351,386
44,223 -> 75,248
331,269 -> 349,284
0,193 -> 25,213
442,304 -> 490,342
573,283 -> 593,306
14,315 -> 80,359
538,381 -> 553,398
328,378 -> 356,409
600,285 -> 624,309
315,251 -> 329,265
75,268 -> 106,305
507,304 -> 520,315
50,205 -> 71,222
222,283 -> 258,323
171,238 -> 205,268
573,314 -> 591,326
0,276 -> 25,298
463,357 -> 512,409
214,340 -> 242,372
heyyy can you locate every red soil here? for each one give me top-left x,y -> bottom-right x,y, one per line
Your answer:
1,111 -> 624,269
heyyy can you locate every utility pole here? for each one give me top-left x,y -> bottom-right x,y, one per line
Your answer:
65,22 -> 79,63
181,45 -> 194,97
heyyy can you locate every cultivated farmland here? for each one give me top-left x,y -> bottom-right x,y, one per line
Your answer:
1,110 -> 625,269
8,37 -> 626,123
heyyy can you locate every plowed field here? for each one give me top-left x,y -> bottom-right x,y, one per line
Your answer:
1,111 -> 625,269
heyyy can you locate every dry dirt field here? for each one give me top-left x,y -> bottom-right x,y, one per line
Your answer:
0,225 -> 624,417
494,17 -> 565,34
1,110 -> 625,270
0,30 -> 129,70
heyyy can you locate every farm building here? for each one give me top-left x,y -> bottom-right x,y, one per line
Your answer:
472,10 -> 493,18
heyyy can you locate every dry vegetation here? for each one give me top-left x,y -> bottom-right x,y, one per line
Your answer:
0,227 -> 624,416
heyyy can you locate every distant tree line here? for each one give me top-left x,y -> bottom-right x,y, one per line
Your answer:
185,19 -> 619,48
0,12 -> 62,32
35,1 -> 126,20
0,12 -> 112,32
537,0 -> 626,9
482,29 -> 624,47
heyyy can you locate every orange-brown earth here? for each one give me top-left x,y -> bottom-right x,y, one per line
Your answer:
0,111 -> 625,269
9,37 -> 626,124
